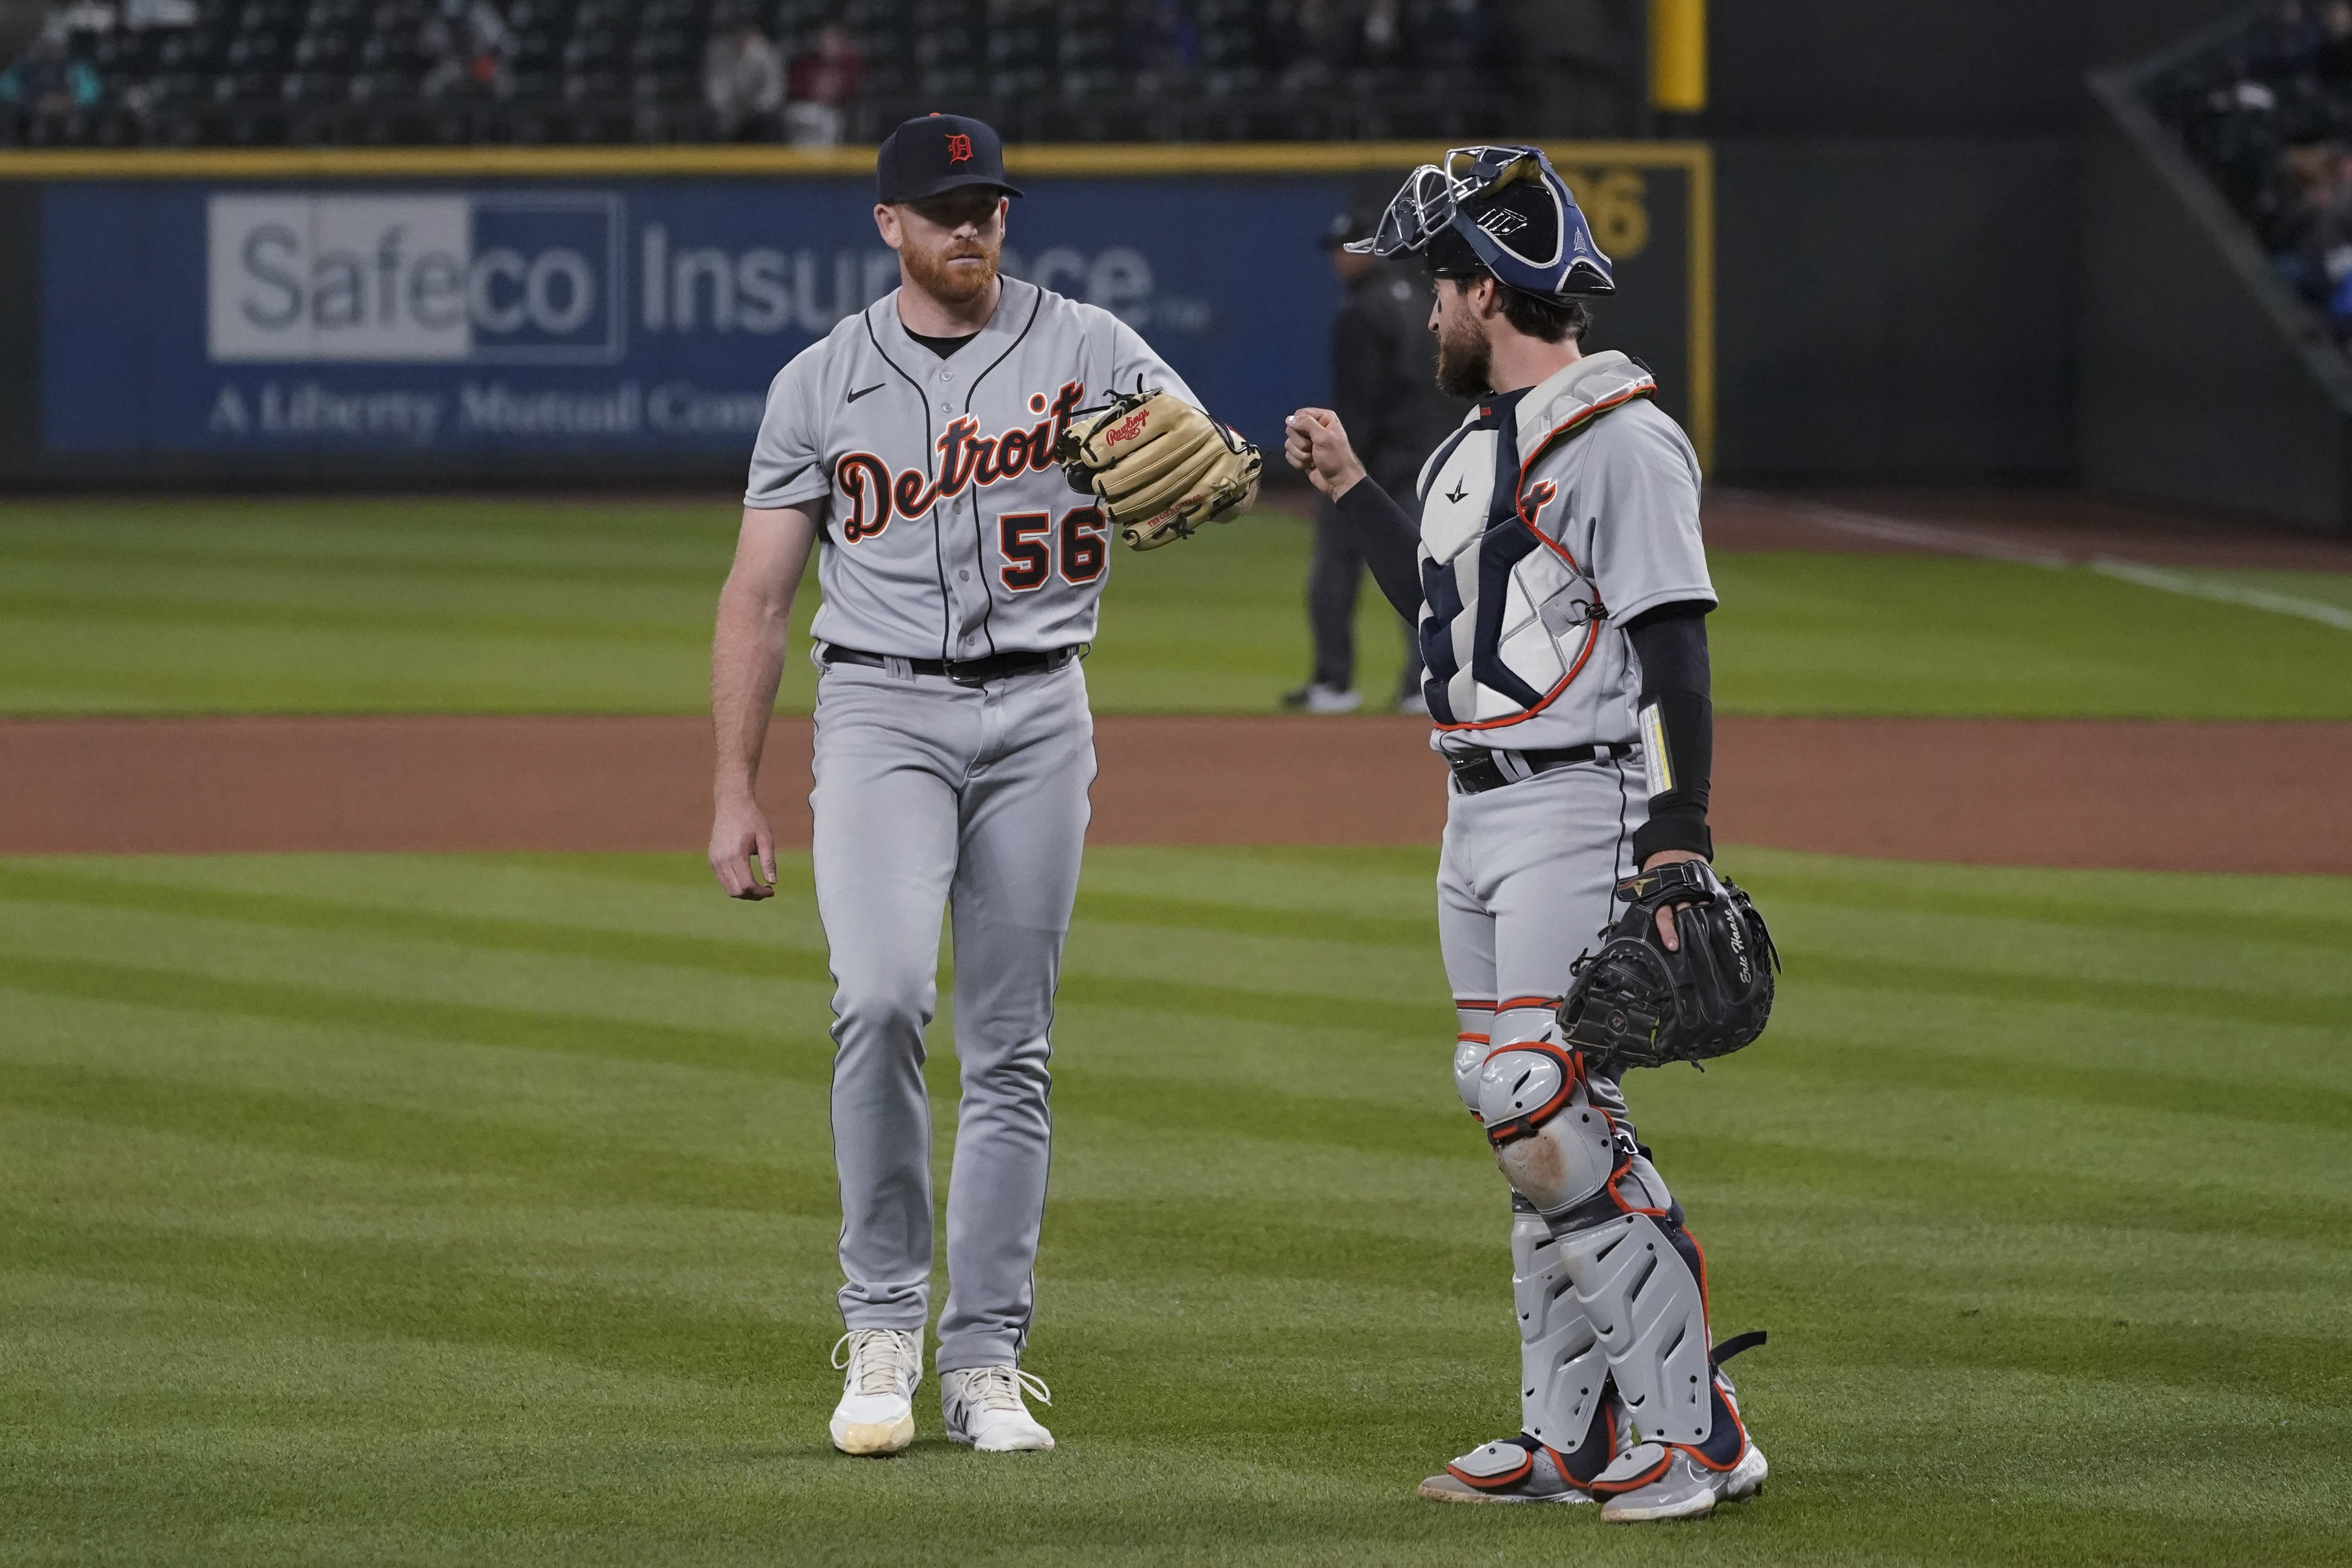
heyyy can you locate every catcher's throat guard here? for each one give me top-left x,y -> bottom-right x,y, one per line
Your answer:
1054,385 -> 1262,551
1557,861 -> 1779,1074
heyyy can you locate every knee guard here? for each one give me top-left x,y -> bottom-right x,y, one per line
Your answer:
1557,1209 -> 1719,1449
1508,1205 -> 1625,1483
1477,1040 -> 1621,1217
1450,1001 -> 1494,1114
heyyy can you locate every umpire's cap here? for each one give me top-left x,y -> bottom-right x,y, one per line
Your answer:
1319,206 -> 1382,250
877,113 -> 1023,204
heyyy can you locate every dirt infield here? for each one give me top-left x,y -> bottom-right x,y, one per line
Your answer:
4,713 -> 2344,874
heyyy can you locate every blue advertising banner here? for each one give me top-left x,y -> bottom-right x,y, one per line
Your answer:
25,146 -> 1706,478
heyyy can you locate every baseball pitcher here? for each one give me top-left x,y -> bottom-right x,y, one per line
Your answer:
1285,146 -> 1771,1522
709,114 -> 1257,1458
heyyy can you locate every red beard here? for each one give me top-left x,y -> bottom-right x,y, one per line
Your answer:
903,237 -> 1000,307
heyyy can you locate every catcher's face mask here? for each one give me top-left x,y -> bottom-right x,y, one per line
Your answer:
1350,144 -> 1615,298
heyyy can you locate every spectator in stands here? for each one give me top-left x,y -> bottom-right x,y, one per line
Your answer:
1275,0 -> 1347,91
1421,0 -> 1499,71
2276,139 -> 2352,328
2252,0 -> 2324,83
1357,0 -> 1405,70
2317,0 -> 2352,86
419,0 -> 515,99
784,22 -> 861,147
1128,0 -> 1197,75
122,0 -> 200,26
704,19 -> 784,140
0,34 -> 101,116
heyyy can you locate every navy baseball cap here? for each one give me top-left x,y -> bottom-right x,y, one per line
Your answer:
876,113 -> 1023,204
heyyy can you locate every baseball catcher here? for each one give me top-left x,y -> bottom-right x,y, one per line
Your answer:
1057,385 -> 1263,550
1283,144 -> 1775,1523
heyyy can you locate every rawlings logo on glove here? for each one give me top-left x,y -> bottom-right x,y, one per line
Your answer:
1055,386 -> 1263,551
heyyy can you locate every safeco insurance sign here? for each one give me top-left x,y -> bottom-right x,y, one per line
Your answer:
205,192 -> 625,365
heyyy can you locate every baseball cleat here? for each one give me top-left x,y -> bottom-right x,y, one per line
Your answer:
1418,1434 -> 1597,1504
1594,1439 -> 1767,1522
1593,1359 -> 1768,1522
829,1328 -> 922,1456
939,1365 -> 1055,1452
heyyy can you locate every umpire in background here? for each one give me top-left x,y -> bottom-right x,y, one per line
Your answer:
1282,208 -> 1471,716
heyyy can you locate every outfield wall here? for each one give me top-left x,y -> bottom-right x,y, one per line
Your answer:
0,143 -> 1711,490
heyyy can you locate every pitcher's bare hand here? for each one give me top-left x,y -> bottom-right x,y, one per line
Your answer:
709,793 -> 778,900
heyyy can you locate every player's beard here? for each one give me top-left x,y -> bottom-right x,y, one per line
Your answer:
903,233 -> 1001,308
1434,305 -> 1492,399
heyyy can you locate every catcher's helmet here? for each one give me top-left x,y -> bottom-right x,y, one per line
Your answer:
1349,145 -> 1614,298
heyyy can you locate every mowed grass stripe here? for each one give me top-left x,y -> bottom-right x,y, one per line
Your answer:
1745,869 -> 2352,953
3,874 -> 2332,1036
0,1204 -> 814,1386
3,956 -> 2339,1249
0,1061 -> 825,1218
0,591 -> 702,643
0,539 -> 727,588
1755,1036 -> 2352,1134
0,957 -> 1464,1159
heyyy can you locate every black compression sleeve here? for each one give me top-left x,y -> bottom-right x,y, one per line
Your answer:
1331,476 -> 1424,624
1625,602 -> 1715,863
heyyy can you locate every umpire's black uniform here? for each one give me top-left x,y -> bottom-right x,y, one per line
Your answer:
1297,251 -> 1472,708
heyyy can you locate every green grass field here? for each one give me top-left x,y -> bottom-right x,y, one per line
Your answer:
2,497 -> 2348,718
5,493 -> 2347,1563
2,847 -> 2348,1567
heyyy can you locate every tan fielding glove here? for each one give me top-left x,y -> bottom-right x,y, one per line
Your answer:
1055,387 -> 1263,550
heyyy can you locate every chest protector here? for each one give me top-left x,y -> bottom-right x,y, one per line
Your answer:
1414,352 -> 1657,730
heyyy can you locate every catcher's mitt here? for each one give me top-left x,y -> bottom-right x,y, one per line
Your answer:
1556,860 -> 1779,1072
1056,386 -> 1262,550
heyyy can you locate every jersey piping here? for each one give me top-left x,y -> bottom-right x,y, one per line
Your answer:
862,302 -> 952,662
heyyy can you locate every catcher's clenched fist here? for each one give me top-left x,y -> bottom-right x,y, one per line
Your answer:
1283,406 -> 1367,502
1057,387 -> 1262,549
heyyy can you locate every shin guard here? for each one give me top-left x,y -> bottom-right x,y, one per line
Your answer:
1557,1210 -> 1717,1449
1509,1205 -> 1627,1486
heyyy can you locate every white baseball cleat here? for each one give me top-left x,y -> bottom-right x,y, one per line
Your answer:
1279,682 -> 1364,715
829,1328 -> 922,1456
1595,1439 -> 1768,1522
939,1365 -> 1055,1452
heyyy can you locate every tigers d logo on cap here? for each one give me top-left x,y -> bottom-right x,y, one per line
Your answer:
876,113 -> 1023,204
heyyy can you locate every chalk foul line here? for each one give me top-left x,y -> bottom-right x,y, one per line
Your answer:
1765,498 -> 2352,632
2085,559 -> 2352,631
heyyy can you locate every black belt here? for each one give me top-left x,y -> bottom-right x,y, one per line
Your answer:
1444,742 -> 1635,795
822,642 -> 1081,686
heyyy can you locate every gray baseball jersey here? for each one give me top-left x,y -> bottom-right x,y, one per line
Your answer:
745,275 -> 1199,659
1411,350 -> 1713,753
744,274 -> 1197,1377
